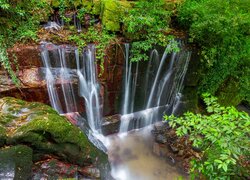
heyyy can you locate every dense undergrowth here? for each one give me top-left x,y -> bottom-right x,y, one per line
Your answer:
0,0 -> 51,85
0,0 -> 180,78
177,0 -> 250,105
165,93 -> 250,179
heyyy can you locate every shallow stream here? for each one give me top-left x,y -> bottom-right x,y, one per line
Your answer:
101,127 -> 187,180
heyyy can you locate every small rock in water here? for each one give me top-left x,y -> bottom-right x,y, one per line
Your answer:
153,143 -> 161,156
153,143 -> 169,157
155,134 -> 167,144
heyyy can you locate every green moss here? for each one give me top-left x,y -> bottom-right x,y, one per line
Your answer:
0,114 -> 16,126
0,125 -> 6,147
217,78 -> 244,106
9,114 -> 100,165
0,97 -> 107,166
164,0 -> 183,11
92,0 -> 102,15
0,145 -> 33,180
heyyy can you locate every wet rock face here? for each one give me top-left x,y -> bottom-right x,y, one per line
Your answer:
0,97 -> 107,166
102,114 -> 121,135
7,44 -> 42,70
0,67 -> 50,105
3,43 -> 125,116
32,158 -> 100,179
97,44 -> 125,116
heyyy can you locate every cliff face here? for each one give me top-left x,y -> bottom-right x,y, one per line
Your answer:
1,43 -> 125,116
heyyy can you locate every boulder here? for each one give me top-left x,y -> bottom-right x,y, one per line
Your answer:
0,97 -> 107,166
0,145 -> 33,180
102,114 -> 121,135
32,158 -> 100,179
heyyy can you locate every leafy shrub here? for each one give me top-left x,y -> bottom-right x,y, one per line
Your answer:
0,0 -> 51,84
123,0 -> 179,61
164,93 -> 250,179
69,27 -> 116,73
177,0 -> 250,105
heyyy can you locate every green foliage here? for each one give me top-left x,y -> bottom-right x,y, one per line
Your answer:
100,0 -> 131,31
164,93 -> 250,179
69,27 -> 116,73
0,0 -> 51,85
0,37 -> 20,85
177,0 -> 250,104
0,0 -> 51,44
123,0 -> 179,61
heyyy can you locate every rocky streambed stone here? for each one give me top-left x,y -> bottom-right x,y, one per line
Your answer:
0,97 -> 108,179
151,122 -> 201,173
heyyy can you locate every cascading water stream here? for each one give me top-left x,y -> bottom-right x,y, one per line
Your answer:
156,52 -> 176,106
41,43 -> 102,133
119,44 -> 191,133
122,44 -> 133,115
42,42 -> 190,134
41,49 -> 63,113
146,46 -> 169,109
58,48 -> 77,113
73,13 -> 82,32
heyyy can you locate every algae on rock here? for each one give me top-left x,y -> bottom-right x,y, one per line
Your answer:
0,145 -> 33,180
0,97 -> 107,166
0,125 -> 6,147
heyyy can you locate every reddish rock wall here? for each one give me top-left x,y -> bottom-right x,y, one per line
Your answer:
1,43 -> 125,116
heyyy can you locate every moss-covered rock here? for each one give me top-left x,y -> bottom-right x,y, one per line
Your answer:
164,0 -> 184,11
0,97 -> 107,166
217,78 -> 246,106
0,125 -> 6,147
0,145 -> 33,180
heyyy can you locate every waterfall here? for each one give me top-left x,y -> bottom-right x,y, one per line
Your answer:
58,48 -> 77,113
73,13 -> 82,32
75,46 -> 102,132
119,44 -> 191,132
41,49 -> 63,113
122,44 -> 139,115
41,43 -> 102,132
122,44 -> 132,115
146,46 -> 169,109
41,42 -> 190,134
